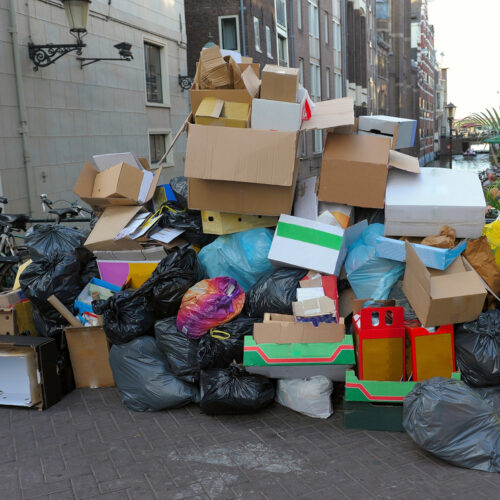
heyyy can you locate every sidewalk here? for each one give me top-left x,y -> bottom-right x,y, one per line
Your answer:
1,388 -> 498,500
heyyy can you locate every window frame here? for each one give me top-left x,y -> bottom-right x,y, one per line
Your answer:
297,0 -> 302,30
143,38 -> 170,108
277,32 -> 289,67
325,67 -> 330,99
148,128 -> 173,168
253,16 -> 262,52
218,15 -> 241,53
324,12 -> 329,44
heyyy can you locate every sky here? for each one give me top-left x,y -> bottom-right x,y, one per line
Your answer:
428,0 -> 500,118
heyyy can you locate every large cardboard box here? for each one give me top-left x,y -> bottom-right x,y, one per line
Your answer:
267,215 -> 366,275
74,161 -> 161,207
0,335 -> 61,409
385,168 -> 486,238
375,235 -> 466,270
318,134 -> 420,209
201,211 -> 278,235
195,98 -> 250,128
358,115 -> 417,150
186,98 -> 355,215
65,327 -> 115,389
402,242 -> 487,327
260,65 -> 299,102
251,98 -> 303,132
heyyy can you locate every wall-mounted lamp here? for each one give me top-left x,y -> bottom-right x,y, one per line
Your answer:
28,0 -> 90,71
76,42 -> 134,68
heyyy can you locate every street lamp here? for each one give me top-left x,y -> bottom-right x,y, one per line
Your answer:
445,102 -> 456,169
28,0 -> 91,71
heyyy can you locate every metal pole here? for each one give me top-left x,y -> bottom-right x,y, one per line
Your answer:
448,117 -> 453,169
239,0 -> 247,56
8,0 -> 36,215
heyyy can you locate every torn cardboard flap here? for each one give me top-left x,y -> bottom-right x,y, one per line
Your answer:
388,150 -> 420,174
253,313 -> 345,344
293,296 -> 336,318
300,97 -> 355,131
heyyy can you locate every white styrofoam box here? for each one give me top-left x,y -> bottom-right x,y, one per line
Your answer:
358,115 -> 417,149
268,214 -> 367,275
251,98 -> 302,132
385,168 -> 486,238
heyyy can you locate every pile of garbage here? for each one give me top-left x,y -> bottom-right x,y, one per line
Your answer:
1,46 -> 499,472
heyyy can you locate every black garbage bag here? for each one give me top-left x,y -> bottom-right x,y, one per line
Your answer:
79,259 -> 99,288
155,317 -> 200,383
197,315 -> 258,370
25,224 -> 86,261
200,366 -> 275,415
92,290 -> 154,345
110,336 -> 199,412
477,386 -> 500,410
169,176 -> 188,209
139,247 -> 204,318
158,201 -> 215,247
455,310 -> 500,387
403,377 -> 500,472
244,268 -> 308,318
20,252 -> 82,337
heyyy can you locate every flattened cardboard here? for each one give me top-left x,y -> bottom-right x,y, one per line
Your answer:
300,97 -> 355,131
318,134 -> 419,209
84,206 -> 144,251
253,313 -> 345,344
402,242 -> 487,327
65,327 -> 115,389
260,65 -> 299,102
293,296 -> 336,318
198,45 -> 231,89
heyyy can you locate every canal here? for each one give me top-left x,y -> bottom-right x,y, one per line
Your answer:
427,154 -> 494,174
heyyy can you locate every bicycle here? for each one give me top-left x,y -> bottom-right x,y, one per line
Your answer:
39,194 -> 96,227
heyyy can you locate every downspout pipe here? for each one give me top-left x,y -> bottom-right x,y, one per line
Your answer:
288,0 -> 295,66
239,0 -> 247,56
8,0 -> 36,215
342,0 -> 347,97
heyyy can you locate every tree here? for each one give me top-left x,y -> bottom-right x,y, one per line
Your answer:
469,107 -> 500,166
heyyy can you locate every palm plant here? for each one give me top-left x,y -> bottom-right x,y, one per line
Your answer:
469,107 -> 500,166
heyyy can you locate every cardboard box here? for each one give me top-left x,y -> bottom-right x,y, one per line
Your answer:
65,327 -> 115,389
201,211 -> 278,235
190,65 -> 260,115
0,302 -> 36,336
318,134 -> 420,209
317,202 -> 354,229
0,335 -> 61,409
97,259 -> 159,289
152,184 -> 176,212
293,176 -> 318,220
267,215 -> 366,275
0,309 -> 17,335
385,168 -> 486,238
246,364 -> 351,381
74,161 -> 161,207
0,289 -> 25,308
253,313 -> 344,344
405,325 -> 455,381
292,296 -> 337,322
251,98 -> 303,132
197,45 -> 231,89
402,242 -> 487,327
353,305 -> 405,381
358,115 -> 417,150
186,98 -> 355,215
343,400 -> 405,432
375,235 -> 466,270
195,97 -> 250,128
260,65 -> 299,103
344,369 -> 461,403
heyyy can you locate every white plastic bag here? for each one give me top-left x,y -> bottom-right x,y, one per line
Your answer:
275,376 -> 333,419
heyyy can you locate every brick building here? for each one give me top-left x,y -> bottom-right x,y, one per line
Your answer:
411,0 -> 437,165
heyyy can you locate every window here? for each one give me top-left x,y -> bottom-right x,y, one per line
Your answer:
150,134 -> 166,164
298,58 -> 304,85
144,42 -> 163,103
324,12 -> 329,44
333,20 -> 341,51
334,72 -> 342,98
325,68 -> 330,99
276,0 -> 287,28
309,2 -> 319,38
313,130 -> 323,153
278,34 -> 288,66
297,0 -> 302,29
253,17 -> 261,52
309,62 -> 321,99
218,16 -> 240,52
266,26 -> 273,58
333,0 -> 341,18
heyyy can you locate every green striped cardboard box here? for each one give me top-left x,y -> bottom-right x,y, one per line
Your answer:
267,215 -> 366,275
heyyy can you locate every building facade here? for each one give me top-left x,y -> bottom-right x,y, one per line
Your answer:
1,0 -> 189,215
411,0 -> 437,165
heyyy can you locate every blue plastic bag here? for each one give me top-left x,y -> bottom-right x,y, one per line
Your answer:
198,228 -> 274,292
345,223 -> 405,300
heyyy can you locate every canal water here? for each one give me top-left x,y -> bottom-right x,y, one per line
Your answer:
427,154 -> 494,174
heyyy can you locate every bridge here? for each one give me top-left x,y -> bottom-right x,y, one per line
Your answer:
440,134 -> 491,156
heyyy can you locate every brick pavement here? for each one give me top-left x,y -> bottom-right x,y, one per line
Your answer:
0,388 -> 498,500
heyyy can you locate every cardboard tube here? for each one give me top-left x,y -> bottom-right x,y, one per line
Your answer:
47,295 -> 81,327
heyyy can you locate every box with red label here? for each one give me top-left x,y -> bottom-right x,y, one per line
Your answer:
353,302 -> 405,381
405,324 -> 455,381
